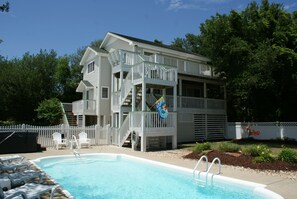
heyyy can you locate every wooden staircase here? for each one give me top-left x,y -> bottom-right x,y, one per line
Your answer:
62,103 -> 77,126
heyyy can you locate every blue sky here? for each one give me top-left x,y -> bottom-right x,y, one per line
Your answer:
0,0 -> 296,59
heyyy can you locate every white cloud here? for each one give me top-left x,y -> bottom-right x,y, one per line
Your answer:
157,0 -> 230,11
284,2 -> 297,11
165,0 -> 202,11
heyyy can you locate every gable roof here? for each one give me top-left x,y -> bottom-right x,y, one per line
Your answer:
105,32 -> 206,58
80,46 -> 108,67
90,46 -> 108,54
76,80 -> 94,92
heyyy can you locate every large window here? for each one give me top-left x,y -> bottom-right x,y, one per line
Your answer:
182,80 -> 203,97
206,84 -> 224,99
101,87 -> 109,99
87,61 -> 95,73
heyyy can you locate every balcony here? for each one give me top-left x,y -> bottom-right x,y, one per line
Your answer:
72,100 -> 96,115
129,112 -> 177,136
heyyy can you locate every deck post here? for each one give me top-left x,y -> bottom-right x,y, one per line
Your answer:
141,134 -> 146,152
173,85 -> 177,112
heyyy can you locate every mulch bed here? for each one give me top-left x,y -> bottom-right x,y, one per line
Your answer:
183,150 -> 297,171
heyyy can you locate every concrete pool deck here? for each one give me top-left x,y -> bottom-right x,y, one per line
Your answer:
2,145 -> 297,199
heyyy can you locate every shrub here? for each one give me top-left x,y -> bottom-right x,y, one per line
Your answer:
278,148 -> 297,164
193,142 -> 211,153
35,98 -> 63,125
242,145 -> 256,156
253,145 -> 274,163
218,142 -> 241,152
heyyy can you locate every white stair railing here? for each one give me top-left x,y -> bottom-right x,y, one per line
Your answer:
120,71 -> 133,106
118,113 -> 131,146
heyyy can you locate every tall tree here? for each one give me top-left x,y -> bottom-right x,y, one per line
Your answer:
175,0 -> 297,122
0,1 -> 9,12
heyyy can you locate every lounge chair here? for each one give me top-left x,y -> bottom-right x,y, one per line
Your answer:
78,132 -> 91,149
52,132 -> 68,150
0,155 -> 24,164
0,183 -> 59,199
0,162 -> 31,172
0,170 -> 44,187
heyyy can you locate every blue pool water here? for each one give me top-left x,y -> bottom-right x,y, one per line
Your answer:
33,154 -> 272,199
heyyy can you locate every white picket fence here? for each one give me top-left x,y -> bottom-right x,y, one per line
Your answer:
227,122 -> 297,141
0,124 -> 112,148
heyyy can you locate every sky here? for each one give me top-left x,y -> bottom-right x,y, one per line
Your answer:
0,0 -> 296,59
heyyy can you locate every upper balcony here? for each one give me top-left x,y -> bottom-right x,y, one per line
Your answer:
72,100 -> 96,115
108,49 -> 218,79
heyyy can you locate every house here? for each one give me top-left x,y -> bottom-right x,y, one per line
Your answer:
71,32 -> 227,152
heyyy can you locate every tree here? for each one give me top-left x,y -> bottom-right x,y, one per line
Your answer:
171,34 -> 199,53
0,1 -> 9,44
35,98 -> 63,125
175,0 -> 297,122
197,0 -> 297,121
0,1 -> 9,12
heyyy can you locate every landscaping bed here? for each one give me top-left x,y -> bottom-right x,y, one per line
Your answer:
184,150 -> 297,171
181,140 -> 297,171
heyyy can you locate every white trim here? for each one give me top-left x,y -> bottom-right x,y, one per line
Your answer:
101,86 -> 109,99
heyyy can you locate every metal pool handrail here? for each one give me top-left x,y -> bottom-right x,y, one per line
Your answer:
206,157 -> 221,185
193,155 -> 208,179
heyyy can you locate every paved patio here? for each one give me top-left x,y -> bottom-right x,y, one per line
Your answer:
2,145 -> 297,199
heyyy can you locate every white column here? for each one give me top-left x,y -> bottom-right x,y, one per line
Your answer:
132,85 -> 136,112
142,83 -> 146,111
172,135 -> 177,149
83,115 -> 86,127
173,85 -> 177,112
179,79 -> 182,108
204,82 -> 207,109
141,134 -> 146,152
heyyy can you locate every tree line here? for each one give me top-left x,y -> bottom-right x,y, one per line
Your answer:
1,0 -> 296,124
0,40 -> 101,125
172,0 -> 297,122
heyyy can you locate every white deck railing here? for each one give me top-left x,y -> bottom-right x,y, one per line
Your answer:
72,100 -> 96,115
132,62 -> 177,83
130,112 -> 177,131
109,49 -> 144,67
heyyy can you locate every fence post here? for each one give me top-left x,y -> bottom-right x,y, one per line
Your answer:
235,122 -> 242,139
22,124 -> 25,131
95,124 -> 100,145
280,123 -> 284,140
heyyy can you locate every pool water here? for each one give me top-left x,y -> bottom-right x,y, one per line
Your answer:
33,154 -> 279,199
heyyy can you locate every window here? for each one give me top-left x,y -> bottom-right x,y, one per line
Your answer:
87,61 -> 95,73
101,87 -> 109,99
182,80 -> 203,97
206,84 -> 224,99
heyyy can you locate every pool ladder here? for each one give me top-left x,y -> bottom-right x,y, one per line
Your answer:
72,135 -> 81,158
193,155 -> 221,185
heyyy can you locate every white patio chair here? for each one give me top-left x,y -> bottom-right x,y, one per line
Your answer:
0,183 -> 59,199
78,132 -> 91,149
52,132 -> 68,150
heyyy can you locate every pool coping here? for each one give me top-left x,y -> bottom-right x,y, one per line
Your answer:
31,153 -> 284,199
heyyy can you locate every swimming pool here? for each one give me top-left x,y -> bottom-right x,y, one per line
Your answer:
32,154 -> 283,199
